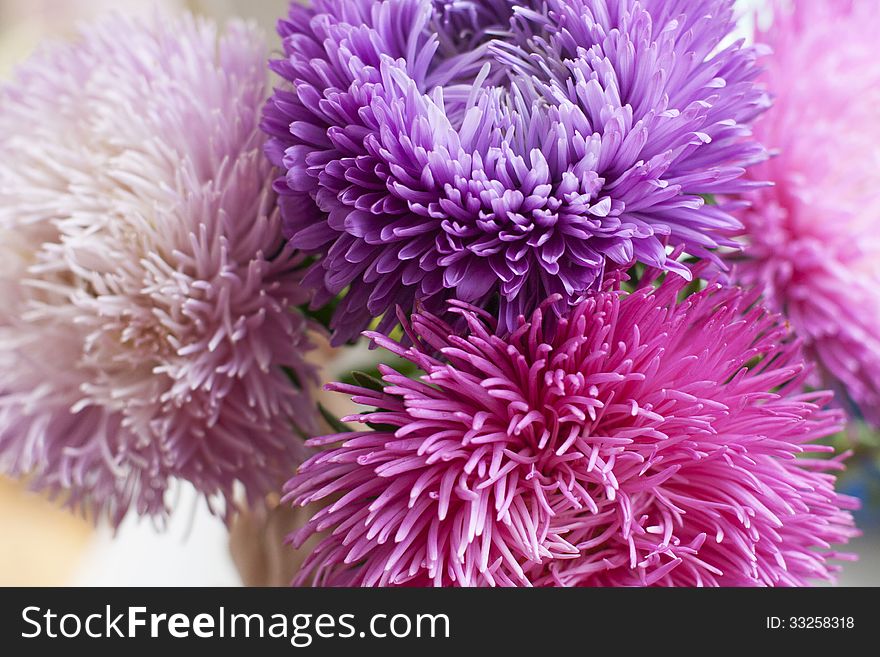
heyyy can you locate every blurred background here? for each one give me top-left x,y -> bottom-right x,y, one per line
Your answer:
1,0 -> 878,586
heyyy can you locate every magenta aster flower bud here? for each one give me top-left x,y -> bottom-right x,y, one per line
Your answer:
0,12 -> 318,525
263,0 -> 769,343
732,0 -> 880,427
285,276 -> 857,586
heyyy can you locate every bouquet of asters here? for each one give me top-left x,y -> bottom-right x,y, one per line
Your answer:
1,0 -> 872,587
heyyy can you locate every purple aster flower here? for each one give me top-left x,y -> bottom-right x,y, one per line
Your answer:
263,0 -> 768,343
285,274 -> 857,587
0,12 -> 318,525
731,0 -> 880,427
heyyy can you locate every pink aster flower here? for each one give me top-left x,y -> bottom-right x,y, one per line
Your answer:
732,0 -> 880,425
0,12 -> 318,525
285,275 -> 857,587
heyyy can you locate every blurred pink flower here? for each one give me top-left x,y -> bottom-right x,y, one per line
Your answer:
733,0 -> 880,425
0,12 -> 317,525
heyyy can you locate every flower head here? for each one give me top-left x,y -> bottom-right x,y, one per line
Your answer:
0,12 -> 318,525
263,0 -> 768,343
285,275 -> 857,586
732,0 -> 880,426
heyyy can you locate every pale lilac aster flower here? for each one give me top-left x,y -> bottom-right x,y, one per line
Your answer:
0,13 -> 318,525
263,0 -> 768,343
732,0 -> 880,426
285,276 -> 857,587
